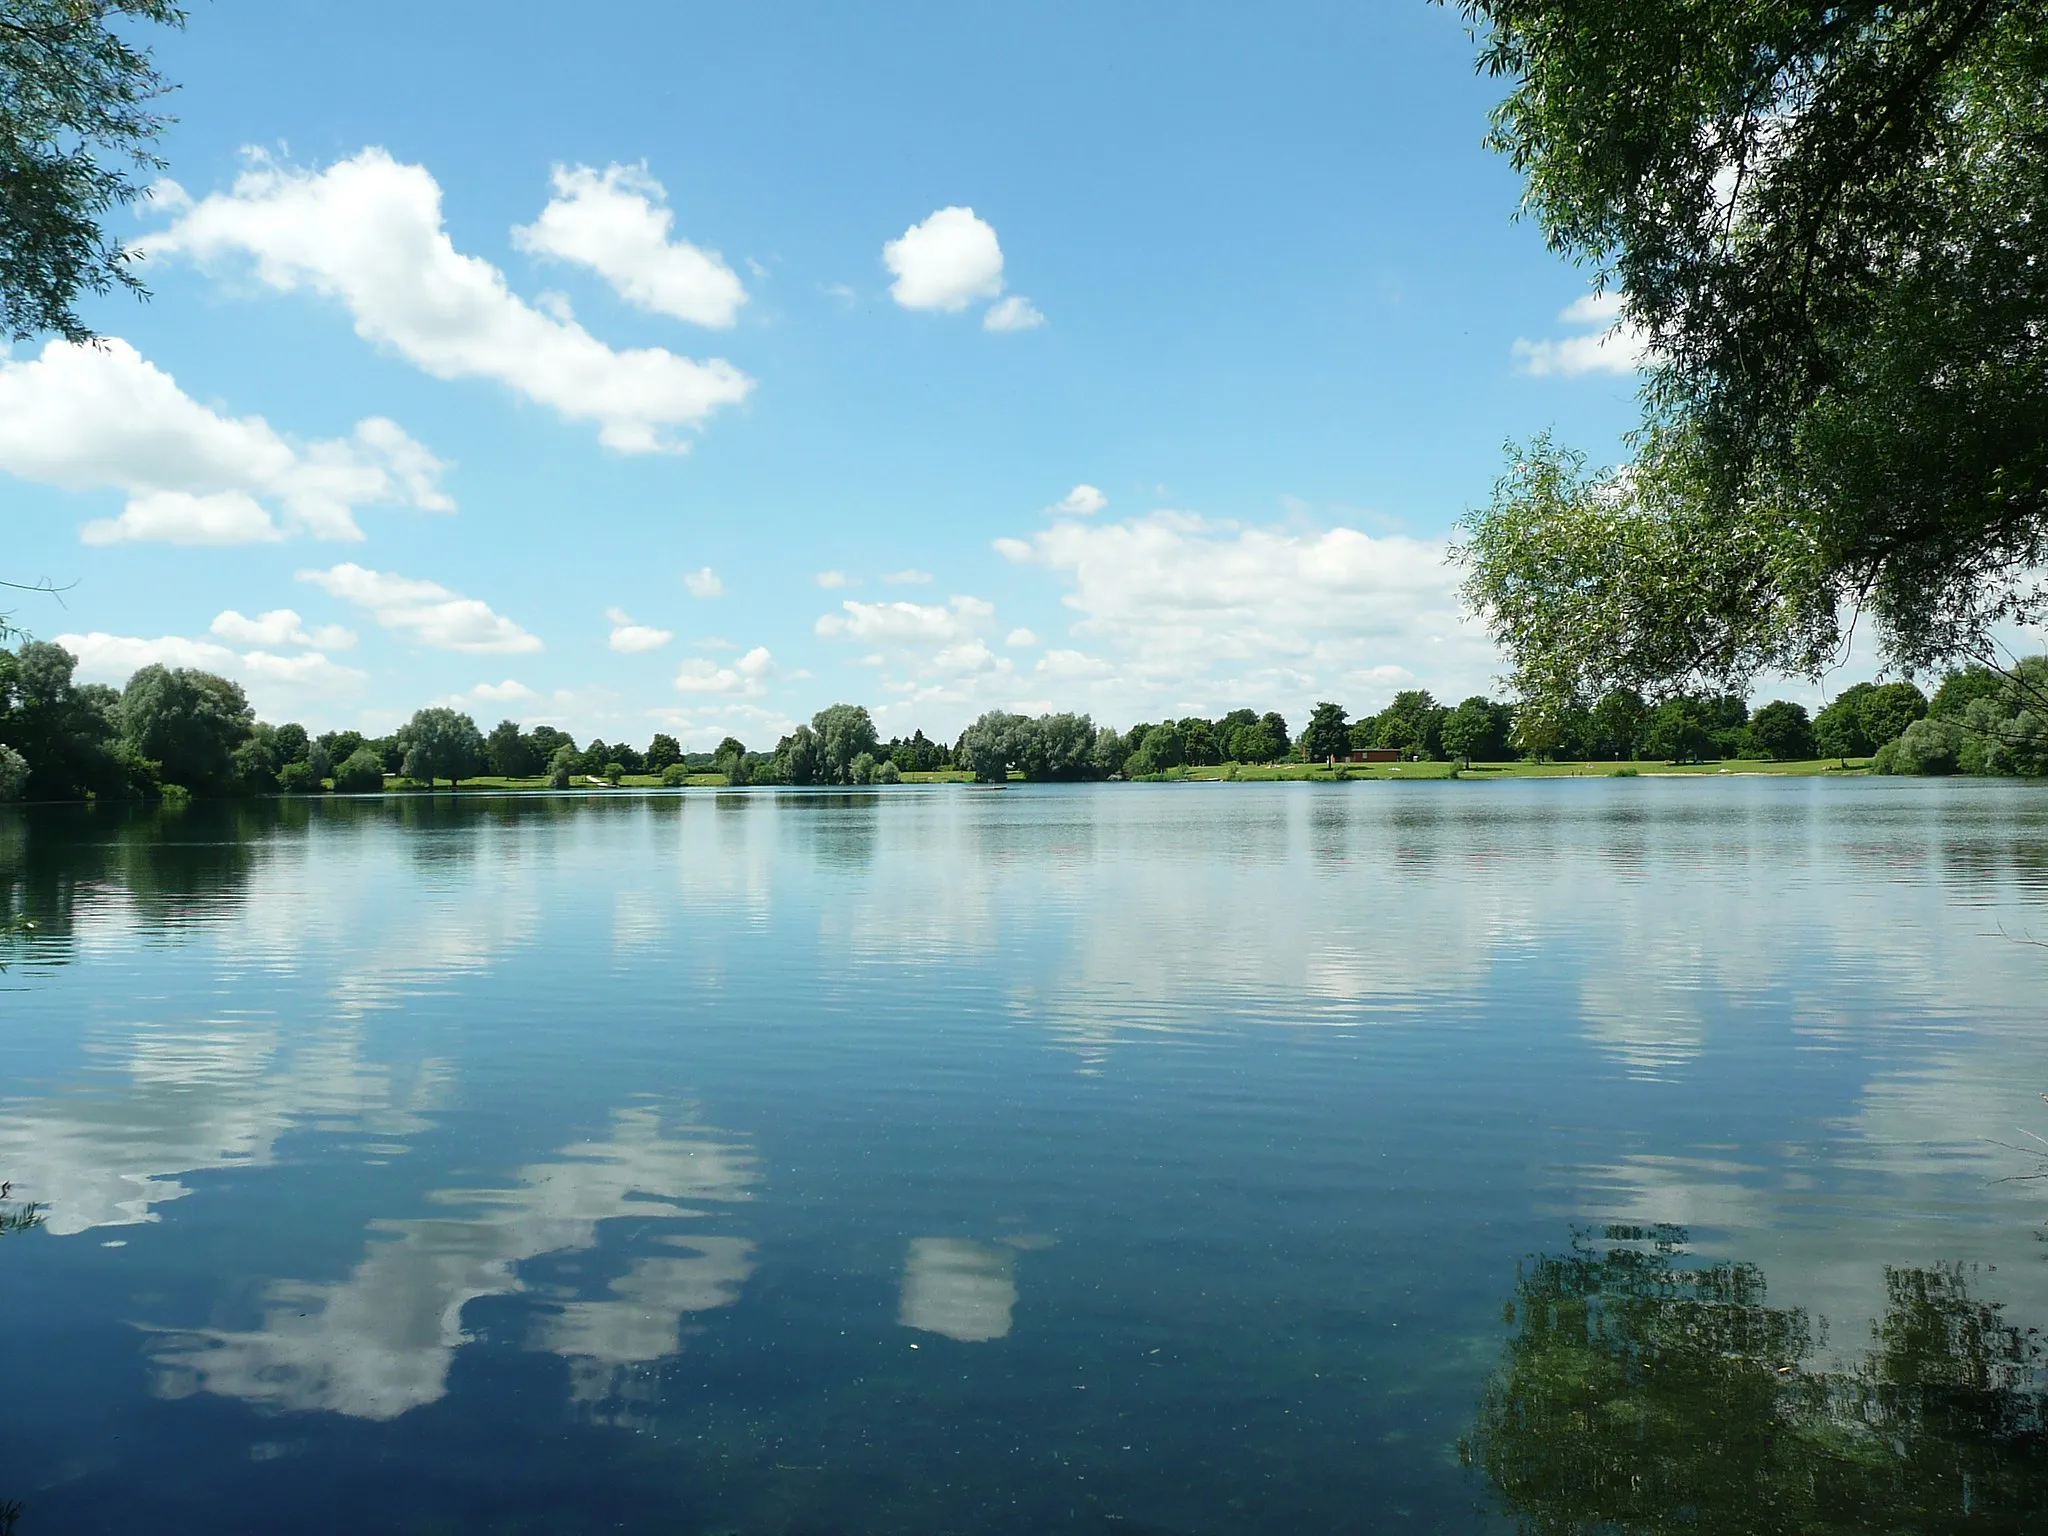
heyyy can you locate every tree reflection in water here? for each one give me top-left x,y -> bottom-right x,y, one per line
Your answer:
1464,1225 -> 2048,1533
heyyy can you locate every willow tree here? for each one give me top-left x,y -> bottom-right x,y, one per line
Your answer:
1448,2 -> 2048,704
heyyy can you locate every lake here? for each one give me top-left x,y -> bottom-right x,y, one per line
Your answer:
3,779 -> 2046,1533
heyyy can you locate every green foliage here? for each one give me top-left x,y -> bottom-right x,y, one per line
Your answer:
1450,1 -> 2048,679
812,703 -> 880,784
1876,656 -> 2048,775
1123,723 -> 1185,778
485,718 -> 538,778
1442,695 -> 1514,764
873,759 -> 901,784
1814,681 -> 1928,760
660,761 -> 690,787
848,750 -> 878,785
775,723 -> 823,785
115,662 -> 252,794
1466,1229 -> 2048,1533
0,743 -> 25,800
397,707 -> 484,788
646,732 -> 681,772
0,641 -> 122,798
1747,700 -> 1814,762
603,761 -> 624,785
1365,689 -> 1446,758
711,736 -> 749,784
1641,696 -> 1716,763
545,745 -> 575,790
0,1 -> 185,341
1299,701 -> 1349,761
275,760 -> 319,794
331,748 -> 387,794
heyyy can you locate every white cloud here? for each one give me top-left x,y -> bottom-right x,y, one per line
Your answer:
0,338 -> 450,546
673,646 -> 774,695
605,606 -> 673,653
814,595 -> 993,645
883,206 -> 1006,313
983,295 -> 1044,332
1512,290 -> 1652,377
57,631 -> 367,711
682,566 -> 724,599
511,162 -> 746,328
1006,628 -> 1040,648
881,568 -> 933,586
149,149 -> 753,453
814,570 -> 853,589
299,563 -> 542,654
210,609 -> 356,650
1048,483 -> 1107,518
995,510 -> 1497,719
468,679 -> 536,702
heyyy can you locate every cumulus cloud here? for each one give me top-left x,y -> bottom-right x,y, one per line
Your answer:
57,630 -> 367,711
883,206 -> 1006,313
466,679 -> 537,702
511,162 -> 746,327
0,338 -> 449,546
299,563 -> 542,654
814,595 -> 994,645
1512,290 -> 1652,377
1006,628 -> 1040,648
605,606 -> 673,653
881,568 -> 933,586
1048,483 -> 1106,518
982,295 -> 1044,332
994,510 -> 1497,717
673,646 -> 774,695
210,609 -> 356,650
682,566 -> 724,599
148,149 -> 753,452
814,570 -> 853,589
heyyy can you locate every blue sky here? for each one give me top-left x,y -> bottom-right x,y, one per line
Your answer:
4,1 -> 1662,747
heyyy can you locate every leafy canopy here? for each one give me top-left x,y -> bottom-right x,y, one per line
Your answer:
1449,0 -> 2048,692
0,1 -> 186,341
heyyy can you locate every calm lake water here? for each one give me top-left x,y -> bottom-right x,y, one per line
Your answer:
3,780 -> 2046,1533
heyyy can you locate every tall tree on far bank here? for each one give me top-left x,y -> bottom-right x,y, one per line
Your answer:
1,1 -> 185,341
398,708 -> 484,789
1448,1 -> 2048,703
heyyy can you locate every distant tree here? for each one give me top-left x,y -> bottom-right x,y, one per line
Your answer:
372,735 -> 406,774
398,708 -> 485,789
271,722 -> 309,764
1090,725 -> 1131,778
1300,702 -> 1350,762
318,729 -> 366,766
527,724 -> 574,762
304,740 -> 333,785
276,760 -> 319,794
776,724 -> 823,785
1588,687 -> 1647,761
1235,723 -> 1280,765
1177,717 -> 1220,767
1214,708 -> 1260,762
848,750 -> 878,785
1641,696 -> 1716,763
0,0 -> 186,342
873,759 -> 901,784
332,748 -> 387,793
711,736 -> 748,784
603,760 -> 625,785
956,711 -> 1036,783
660,761 -> 690,787
645,732 -> 682,772
1748,701 -> 1815,762
1123,724 -> 1186,778
116,663 -> 252,794
812,703 -> 879,784
1370,690 -> 1446,758
1036,712 -> 1098,779
1259,711 -> 1291,757
485,719 -> 538,778
1860,681 -> 1930,751
1442,696 -> 1510,766
1929,665 -> 2003,720
231,732 -> 279,795
545,745 -> 575,789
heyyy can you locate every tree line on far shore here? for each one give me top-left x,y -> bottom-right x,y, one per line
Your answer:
4,636 -> 2044,803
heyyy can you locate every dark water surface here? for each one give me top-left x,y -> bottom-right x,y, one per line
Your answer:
3,780 -> 2047,1532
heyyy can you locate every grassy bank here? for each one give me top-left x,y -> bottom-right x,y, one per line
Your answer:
340,758 -> 1871,794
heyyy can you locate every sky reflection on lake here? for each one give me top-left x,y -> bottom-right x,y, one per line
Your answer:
2,780 -> 2045,1532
